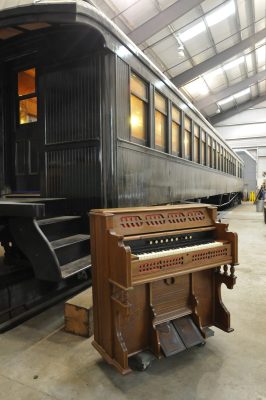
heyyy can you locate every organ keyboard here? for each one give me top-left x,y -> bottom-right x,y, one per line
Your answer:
90,204 -> 238,374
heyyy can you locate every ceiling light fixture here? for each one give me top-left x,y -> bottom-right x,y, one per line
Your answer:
234,88 -> 250,99
217,96 -> 234,106
179,21 -> 206,42
218,88 -> 250,106
183,77 -> 209,96
206,1 -> 235,27
223,56 -> 245,71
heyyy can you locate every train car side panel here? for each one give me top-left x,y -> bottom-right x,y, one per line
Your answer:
117,141 -> 243,206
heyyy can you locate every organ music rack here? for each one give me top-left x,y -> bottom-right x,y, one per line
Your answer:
90,204 -> 238,374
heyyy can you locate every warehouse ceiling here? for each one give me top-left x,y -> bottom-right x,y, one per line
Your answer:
92,0 -> 266,124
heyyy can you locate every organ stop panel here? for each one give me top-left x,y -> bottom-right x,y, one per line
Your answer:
90,205 -> 238,374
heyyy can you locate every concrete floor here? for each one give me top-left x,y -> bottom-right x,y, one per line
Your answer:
0,202 -> 266,400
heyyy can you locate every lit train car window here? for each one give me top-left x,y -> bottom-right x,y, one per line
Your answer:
201,131 -> 206,165
155,91 -> 167,151
130,73 -> 148,144
194,124 -> 200,163
171,105 -> 181,156
18,68 -> 37,124
184,116 -> 192,160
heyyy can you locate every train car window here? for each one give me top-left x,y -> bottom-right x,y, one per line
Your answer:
184,116 -> 192,160
18,68 -> 37,124
130,73 -> 148,144
212,140 -> 216,169
207,136 -> 211,167
155,91 -> 167,151
171,105 -> 181,156
224,150 -> 227,173
217,144 -> 220,170
220,147 -> 224,172
194,124 -> 200,163
201,131 -> 206,165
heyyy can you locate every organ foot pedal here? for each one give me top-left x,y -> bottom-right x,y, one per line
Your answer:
157,316 -> 205,357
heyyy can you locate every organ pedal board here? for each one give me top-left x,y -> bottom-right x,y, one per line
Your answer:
157,316 -> 205,357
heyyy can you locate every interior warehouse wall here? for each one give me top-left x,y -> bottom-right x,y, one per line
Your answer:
214,101 -> 266,189
235,150 -> 257,196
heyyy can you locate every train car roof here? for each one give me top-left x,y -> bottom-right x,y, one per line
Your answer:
0,0 -> 243,164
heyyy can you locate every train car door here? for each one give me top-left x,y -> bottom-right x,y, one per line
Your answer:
10,66 -> 41,193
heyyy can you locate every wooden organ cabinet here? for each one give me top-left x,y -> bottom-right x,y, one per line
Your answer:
90,205 -> 238,374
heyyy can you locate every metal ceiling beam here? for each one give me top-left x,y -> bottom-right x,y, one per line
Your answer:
210,94 -> 266,125
171,28 -> 266,87
128,0 -> 203,45
196,70 -> 266,109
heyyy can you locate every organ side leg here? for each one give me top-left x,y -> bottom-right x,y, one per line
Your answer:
190,273 -> 206,338
214,265 -> 237,332
110,284 -> 132,374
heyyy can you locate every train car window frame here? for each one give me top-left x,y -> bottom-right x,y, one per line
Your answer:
201,130 -> 206,166
220,147 -> 224,172
207,136 -> 212,168
154,90 -> 167,152
184,115 -> 192,160
17,67 -> 38,125
212,140 -> 216,169
171,104 -> 181,157
194,123 -> 200,163
216,143 -> 220,170
130,72 -> 148,146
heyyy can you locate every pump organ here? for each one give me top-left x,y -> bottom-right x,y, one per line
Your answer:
90,204 -> 238,374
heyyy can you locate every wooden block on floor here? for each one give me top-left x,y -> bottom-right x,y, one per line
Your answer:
64,287 -> 93,337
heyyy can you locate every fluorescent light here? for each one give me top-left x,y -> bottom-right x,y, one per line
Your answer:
217,96 -> 234,106
256,45 -> 266,66
179,21 -> 206,42
224,56 -> 245,71
204,68 -> 224,84
234,88 -> 250,99
184,77 -> 209,96
206,1 -> 235,27
217,88 -> 250,106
